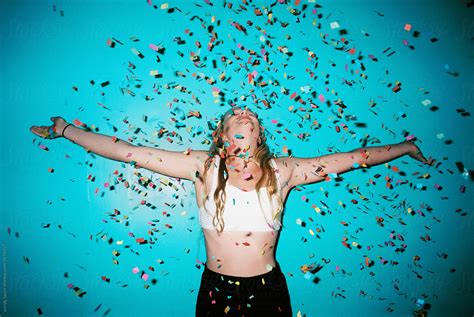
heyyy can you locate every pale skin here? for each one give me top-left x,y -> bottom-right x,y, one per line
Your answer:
30,113 -> 435,277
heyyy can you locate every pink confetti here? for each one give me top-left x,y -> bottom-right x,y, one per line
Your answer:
241,172 -> 252,180
132,267 -> 139,274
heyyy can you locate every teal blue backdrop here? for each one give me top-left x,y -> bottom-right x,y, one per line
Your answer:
1,0 -> 473,316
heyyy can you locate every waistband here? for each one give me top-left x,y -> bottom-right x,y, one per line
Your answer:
203,261 -> 282,281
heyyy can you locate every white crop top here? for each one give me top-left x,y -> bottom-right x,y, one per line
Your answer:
198,155 -> 284,232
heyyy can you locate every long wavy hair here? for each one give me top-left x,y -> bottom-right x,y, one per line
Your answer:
199,108 -> 284,235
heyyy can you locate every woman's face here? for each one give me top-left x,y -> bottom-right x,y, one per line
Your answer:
221,107 -> 261,146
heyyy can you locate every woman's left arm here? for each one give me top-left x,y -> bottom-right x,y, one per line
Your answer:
282,140 -> 435,188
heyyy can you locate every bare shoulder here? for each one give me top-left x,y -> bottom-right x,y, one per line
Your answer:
271,156 -> 293,180
190,150 -> 213,174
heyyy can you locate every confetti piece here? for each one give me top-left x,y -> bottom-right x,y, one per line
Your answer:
106,38 -> 115,48
330,21 -> 340,29
131,47 -> 144,58
241,172 -> 252,180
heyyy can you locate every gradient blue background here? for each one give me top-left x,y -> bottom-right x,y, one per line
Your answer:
1,0 -> 473,316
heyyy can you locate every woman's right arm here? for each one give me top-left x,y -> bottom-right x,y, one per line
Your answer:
31,117 -> 209,181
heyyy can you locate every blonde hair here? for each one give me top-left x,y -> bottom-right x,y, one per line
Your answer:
199,110 -> 284,236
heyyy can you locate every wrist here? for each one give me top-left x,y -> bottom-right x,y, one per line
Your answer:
61,123 -> 73,138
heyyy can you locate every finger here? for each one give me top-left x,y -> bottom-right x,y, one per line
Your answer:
429,158 -> 436,166
32,129 -> 46,138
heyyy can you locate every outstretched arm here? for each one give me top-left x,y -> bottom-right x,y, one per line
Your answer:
282,141 -> 433,188
31,117 -> 209,181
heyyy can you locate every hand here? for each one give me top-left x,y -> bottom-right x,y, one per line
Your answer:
30,117 -> 68,139
404,140 -> 436,166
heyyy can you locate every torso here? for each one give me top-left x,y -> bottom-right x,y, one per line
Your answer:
194,155 -> 293,277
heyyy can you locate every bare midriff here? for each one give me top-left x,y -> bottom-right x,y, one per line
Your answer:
202,228 -> 279,277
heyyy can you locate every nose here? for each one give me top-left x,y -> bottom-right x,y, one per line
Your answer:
238,109 -> 249,116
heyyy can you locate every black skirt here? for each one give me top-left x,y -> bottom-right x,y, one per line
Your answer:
195,261 -> 293,316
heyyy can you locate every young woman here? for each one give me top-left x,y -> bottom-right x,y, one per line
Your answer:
30,106 -> 434,316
